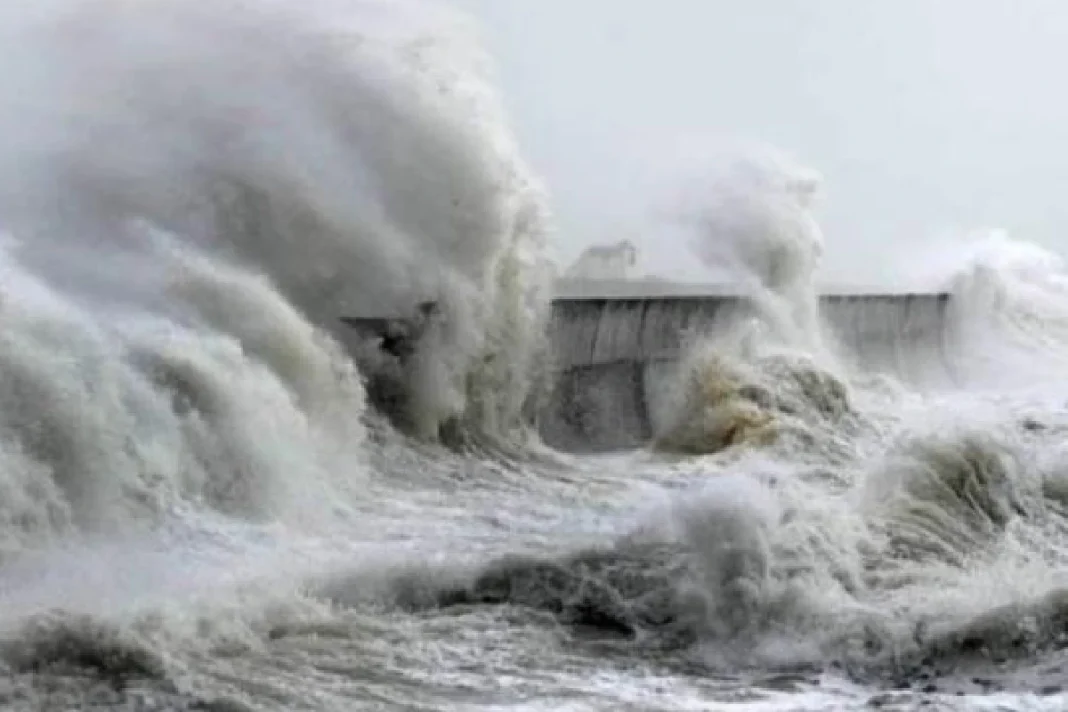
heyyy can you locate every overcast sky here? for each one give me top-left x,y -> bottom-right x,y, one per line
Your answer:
451,0 -> 1068,285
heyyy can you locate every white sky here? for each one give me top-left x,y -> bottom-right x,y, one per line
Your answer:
452,0 -> 1068,285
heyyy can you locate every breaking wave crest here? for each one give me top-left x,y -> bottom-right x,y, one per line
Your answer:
0,0 -> 552,558
350,418 -> 1068,689
649,148 -> 853,459
653,345 -> 853,458
940,230 -> 1068,386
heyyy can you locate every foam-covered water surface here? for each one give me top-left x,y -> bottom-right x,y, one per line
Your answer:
2,1 -> 1068,711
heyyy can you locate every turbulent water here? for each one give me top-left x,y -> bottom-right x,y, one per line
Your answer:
3,2 -> 1068,711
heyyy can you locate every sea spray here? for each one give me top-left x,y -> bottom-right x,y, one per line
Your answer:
0,0 -> 552,450
650,146 -> 847,455
665,143 -> 826,352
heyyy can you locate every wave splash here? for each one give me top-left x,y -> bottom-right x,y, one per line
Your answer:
0,0 -> 550,554
648,147 -> 849,457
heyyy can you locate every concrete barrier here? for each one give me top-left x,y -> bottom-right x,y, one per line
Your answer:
342,280 -> 953,452
542,281 -> 952,452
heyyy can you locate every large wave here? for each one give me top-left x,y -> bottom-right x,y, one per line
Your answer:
0,0 -> 551,553
646,146 -> 847,457
938,230 -> 1068,387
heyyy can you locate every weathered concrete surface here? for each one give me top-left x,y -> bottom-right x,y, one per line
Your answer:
549,291 -> 950,369
540,286 -> 952,452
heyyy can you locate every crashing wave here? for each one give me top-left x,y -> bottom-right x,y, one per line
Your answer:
0,0 -> 553,552
653,346 -> 852,457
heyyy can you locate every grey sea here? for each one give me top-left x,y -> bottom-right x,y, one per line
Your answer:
1,1 -> 1068,711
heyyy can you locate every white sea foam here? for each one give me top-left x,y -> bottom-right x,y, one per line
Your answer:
0,1 -> 1067,711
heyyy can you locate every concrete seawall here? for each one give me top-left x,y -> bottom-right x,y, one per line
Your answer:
340,279 -> 953,452
539,282 -> 952,452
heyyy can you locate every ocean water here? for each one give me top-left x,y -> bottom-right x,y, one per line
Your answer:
3,1 -> 1068,711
